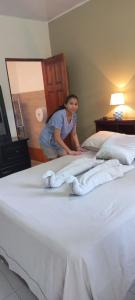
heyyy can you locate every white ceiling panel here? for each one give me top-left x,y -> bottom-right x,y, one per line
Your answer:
0,0 -> 90,22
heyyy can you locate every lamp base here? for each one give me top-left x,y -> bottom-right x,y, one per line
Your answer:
113,111 -> 123,120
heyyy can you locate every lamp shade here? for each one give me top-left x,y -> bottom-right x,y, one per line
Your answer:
110,93 -> 125,105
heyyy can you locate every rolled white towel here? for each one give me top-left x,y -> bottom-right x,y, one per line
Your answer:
67,159 -> 134,195
42,157 -> 104,188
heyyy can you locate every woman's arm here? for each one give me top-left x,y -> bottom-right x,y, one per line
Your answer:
71,130 -> 87,153
70,129 -> 86,152
70,129 -> 80,150
54,128 -> 80,155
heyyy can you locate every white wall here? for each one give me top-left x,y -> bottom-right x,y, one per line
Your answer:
7,61 -> 44,93
0,15 -> 51,137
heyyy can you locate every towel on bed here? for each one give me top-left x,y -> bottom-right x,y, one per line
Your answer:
42,157 -> 104,188
67,159 -> 134,195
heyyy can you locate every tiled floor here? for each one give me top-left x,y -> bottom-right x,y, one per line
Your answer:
0,256 -> 135,300
0,257 -> 37,300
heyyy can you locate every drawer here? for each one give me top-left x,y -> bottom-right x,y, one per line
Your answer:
0,161 -> 30,177
2,143 -> 27,162
0,139 -> 31,177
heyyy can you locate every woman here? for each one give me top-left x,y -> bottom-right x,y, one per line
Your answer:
39,94 -> 82,160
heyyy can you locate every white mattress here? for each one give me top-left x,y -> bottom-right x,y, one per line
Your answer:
0,151 -> 135,300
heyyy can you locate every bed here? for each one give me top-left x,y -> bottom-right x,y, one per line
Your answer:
0,134 -> 135,300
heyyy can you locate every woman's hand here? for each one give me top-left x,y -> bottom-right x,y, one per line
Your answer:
79,147 -> 88,152
76,146 -> 88,152
67,149 -> 82,156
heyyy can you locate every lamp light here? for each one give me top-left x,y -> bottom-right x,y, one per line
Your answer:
110,92 -> 125,119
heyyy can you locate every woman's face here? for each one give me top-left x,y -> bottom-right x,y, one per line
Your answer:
65,97 -> 78,114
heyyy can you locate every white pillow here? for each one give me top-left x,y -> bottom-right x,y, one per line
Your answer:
96,145 -> 135,165
96,133 -> 135,165
81,131 -> 115,151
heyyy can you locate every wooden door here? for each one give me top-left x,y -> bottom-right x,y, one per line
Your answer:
41,53 -> 69,117
29,54 -> 69,162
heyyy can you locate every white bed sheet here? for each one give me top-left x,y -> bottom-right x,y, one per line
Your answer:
0,151 -> 135,300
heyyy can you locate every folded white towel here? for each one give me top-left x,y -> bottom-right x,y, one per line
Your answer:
42,157 -> 104,188
67,159 -> 134,195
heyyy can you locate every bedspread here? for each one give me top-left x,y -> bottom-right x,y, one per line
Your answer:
0,151 -> 135,300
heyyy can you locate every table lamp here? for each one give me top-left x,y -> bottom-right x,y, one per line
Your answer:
110,92 -> 125,120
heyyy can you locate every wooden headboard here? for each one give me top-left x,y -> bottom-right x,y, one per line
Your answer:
95,119 -> 135,135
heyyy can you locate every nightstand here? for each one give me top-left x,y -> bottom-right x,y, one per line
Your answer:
95,119 -> 135,135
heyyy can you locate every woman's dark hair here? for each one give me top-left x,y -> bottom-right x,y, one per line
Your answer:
46,94 -> 78,123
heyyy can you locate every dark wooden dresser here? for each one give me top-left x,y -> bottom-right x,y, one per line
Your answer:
0,138 -> 31,178
95,119 -> 135,134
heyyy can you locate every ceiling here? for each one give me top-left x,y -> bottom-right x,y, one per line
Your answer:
0,0 -> 90,22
